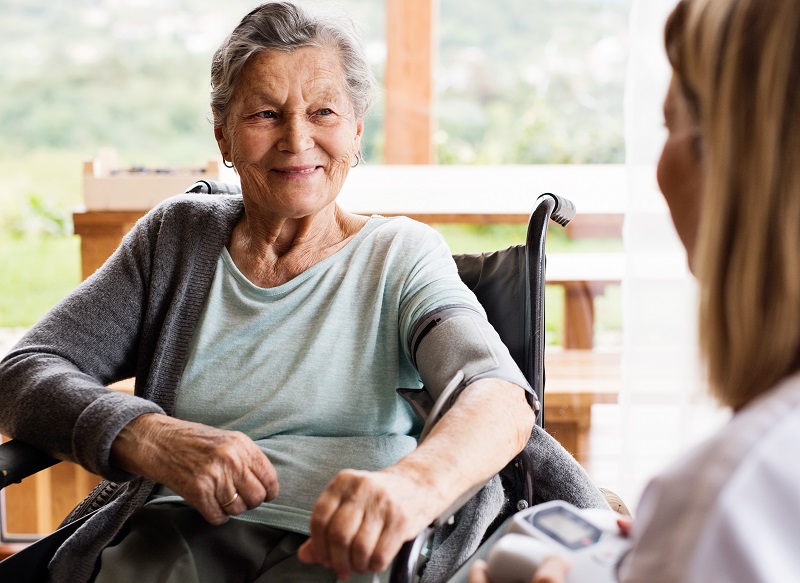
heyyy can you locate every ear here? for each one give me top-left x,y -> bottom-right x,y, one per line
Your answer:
214,123 -> 231,162
212,106 -> 232,162
354,119 -> 364,151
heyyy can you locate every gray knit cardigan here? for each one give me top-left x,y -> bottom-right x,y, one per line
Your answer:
1,195 -> 247,581
0,194 -> 607,582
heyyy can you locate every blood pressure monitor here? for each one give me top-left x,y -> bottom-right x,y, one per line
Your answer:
484,501 -> 631,583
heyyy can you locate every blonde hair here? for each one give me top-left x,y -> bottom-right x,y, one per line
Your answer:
666,0 -> 800,409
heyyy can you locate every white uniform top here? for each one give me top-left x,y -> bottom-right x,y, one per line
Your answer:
619,371 -> 800,582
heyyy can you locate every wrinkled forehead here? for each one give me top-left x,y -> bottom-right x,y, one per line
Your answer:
236,46 -> 350,103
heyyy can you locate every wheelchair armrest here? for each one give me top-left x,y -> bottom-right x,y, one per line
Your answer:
0,440 -> 59,489
389,525 -> 436,583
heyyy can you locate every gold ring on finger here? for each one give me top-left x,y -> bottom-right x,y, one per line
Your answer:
221,491 -> 239,508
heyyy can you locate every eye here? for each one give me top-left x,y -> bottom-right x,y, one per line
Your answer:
254,110 -> 277,119
317,108 -> 333,116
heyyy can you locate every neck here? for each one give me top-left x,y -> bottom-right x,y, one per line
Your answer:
228,203 -> 367,287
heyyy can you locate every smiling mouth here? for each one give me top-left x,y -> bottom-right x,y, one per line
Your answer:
272,166 -> 321,175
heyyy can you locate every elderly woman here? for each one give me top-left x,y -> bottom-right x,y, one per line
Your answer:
471,0 -> 800,581
0,2 -> 562,582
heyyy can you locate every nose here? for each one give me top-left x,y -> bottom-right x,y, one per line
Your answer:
278,114 -> 314,154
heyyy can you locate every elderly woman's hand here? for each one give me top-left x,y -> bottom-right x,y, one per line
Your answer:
297,466 -> 442,579
296,379 -> 534,579
111,413 -> 278,525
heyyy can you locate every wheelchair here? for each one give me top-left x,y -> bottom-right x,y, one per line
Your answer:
0,189 -> 608,582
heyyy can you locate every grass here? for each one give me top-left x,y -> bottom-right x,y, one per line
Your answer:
0,149 -> 84,213
0,234 -> 81,326
0,149 -> 84,326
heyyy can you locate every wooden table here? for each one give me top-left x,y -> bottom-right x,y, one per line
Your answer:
76,163 -> 627,231
545,253 -> 624,349
543,349 -> 621,465
72,210 -> 143,280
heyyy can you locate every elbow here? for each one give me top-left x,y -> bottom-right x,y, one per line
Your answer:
467,378 -> 537,452
513,389 -> 537,452
497,382 -> 536,453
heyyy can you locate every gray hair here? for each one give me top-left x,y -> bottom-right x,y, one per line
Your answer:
210,1 -> 376,127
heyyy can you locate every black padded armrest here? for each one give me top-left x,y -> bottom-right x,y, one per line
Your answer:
0,440 -> 59,489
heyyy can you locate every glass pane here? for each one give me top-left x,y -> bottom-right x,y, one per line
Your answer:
437,0 -> 631,164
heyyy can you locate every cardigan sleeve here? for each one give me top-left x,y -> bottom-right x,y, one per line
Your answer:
0,208 -> 167,481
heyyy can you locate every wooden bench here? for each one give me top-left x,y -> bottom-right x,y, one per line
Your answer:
545,252 -> 624,349
543,349 -> 621,465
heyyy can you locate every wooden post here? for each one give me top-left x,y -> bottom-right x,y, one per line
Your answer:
384,0 -> 436,164
72,211 -> 143,280
563,282 -> 597,349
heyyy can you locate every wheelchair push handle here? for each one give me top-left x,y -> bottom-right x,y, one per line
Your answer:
537,193 -> 576,227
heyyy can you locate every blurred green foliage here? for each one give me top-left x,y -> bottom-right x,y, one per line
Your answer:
3,194 -> 73,238
437,0 -> 629,164
0,0 -> 628,165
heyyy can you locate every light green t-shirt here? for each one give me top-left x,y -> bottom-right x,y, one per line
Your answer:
150,216 -> 483,534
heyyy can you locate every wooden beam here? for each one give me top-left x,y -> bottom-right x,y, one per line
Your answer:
384,0 -> 436,164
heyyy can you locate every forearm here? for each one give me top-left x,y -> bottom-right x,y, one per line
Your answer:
0,217 -> 159,475
0,344 -> 162,479
110,413 -> 174,477
387,378 -> 535,516
110,413 -> 247,481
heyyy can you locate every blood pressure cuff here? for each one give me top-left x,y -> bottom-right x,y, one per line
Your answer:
403,305 -> 538,422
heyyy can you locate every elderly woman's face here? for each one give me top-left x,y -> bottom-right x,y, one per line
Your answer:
657,75 -> 703,267
216,46 -> 363,219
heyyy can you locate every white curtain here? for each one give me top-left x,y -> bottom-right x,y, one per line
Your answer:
613,0 -> 729,505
